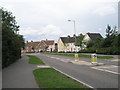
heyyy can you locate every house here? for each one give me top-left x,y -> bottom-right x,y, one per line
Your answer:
24,41 -> 40,53
57,35 -> 80,52
37,40 -> 55,52
82,33 -> 103,48
24,40 -> 55,53
54,43 -> 58,52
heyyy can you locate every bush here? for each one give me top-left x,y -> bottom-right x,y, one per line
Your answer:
80,47 -> 119,55
2,8 -> 25,68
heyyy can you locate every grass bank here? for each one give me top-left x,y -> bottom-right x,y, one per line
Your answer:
42,53 -> 113,59
27,55 -> 45,64
33,68 -> 90,88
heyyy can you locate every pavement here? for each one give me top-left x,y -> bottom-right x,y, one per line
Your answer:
34,53 -> 119,89
2,55 -> 39,88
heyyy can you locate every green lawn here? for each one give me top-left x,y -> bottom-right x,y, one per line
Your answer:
33,68 -> 91,88
42,53 -> 113,59
27,55 -> 45,64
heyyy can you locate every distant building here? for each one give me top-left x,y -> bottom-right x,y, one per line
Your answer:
57,35 -> 80,52
82,33 -> 103,48
54,43 -> 58,52
24,40 -> 55,53
24,41 -> 40,53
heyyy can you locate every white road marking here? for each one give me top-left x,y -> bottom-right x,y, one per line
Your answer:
91,67 -> 120,75
111,65 -> 118,67
51,66 -> 95,89
49,57 -> 119,75
66,59 -> 71,60
49,56 -> 56,59
60,60 -> 67,62
55,58 -> 60,60
49,56 -> 70,62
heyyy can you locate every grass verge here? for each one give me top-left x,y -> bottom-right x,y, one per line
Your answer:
33,68 -> 90,88
42,53 -> 113,59
27,55 -> 45,64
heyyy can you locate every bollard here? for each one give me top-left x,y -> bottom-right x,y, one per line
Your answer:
74,54 -> 79,61
91,54 -> 97,64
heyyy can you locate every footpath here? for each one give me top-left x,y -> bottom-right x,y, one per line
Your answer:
2,56 -> 38,88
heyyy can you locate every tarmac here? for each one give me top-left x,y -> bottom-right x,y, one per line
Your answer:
2,55 -> 39,88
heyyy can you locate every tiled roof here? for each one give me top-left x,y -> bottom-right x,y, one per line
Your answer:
25,42 -> 40,47
41,40 -> 54,45
60,37 -> 75,43
87,33 -> 103,40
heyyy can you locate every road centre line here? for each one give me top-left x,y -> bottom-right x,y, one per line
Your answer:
91,67 -> 120,75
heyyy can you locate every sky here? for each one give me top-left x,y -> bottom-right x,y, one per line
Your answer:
1,0 -> 119,42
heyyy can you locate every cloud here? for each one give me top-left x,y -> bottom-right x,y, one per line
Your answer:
93,6 -> 116,16
19,25 -> 62,41
1,0 -> 118,41
41,24 -> 62,35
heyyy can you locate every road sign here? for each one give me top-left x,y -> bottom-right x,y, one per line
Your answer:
91,54 -> 97,64
75,54 -> 79,61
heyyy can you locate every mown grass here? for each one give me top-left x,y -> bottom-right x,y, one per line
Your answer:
42,53 -> 113,59
27,55 -> 45,64
33,68 -> 90,88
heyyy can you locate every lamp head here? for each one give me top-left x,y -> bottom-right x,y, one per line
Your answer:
68,20 -> 71,22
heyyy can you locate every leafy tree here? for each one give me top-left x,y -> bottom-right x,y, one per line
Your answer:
2,8 -> 25,68
103,25 -> 118,48
75,33 -> 84,49
81,25 -> 119,55
106,24 -> 113,38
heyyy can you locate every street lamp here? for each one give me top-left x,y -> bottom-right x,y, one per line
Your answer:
68,20 -> 78,61
68,20 -> 76,36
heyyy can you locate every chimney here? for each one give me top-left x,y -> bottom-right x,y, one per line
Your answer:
73,34 -> 76,37
67,35 -> 70,38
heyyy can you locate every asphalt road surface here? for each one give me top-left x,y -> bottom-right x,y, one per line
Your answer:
34,53 -> 119,89
2,56 -> 38,88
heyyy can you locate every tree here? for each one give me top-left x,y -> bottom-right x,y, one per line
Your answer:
75,34 -> 84,49
103,25 -> 118,48
2,8 -> 25,68
106,24 -> 113,38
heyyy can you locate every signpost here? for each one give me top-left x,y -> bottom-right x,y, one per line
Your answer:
91,54 -> 97,64
75,54 -> 79,61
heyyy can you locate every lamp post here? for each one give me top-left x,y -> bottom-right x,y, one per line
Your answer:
68,20 -> 76,36
68,20 -> 78,61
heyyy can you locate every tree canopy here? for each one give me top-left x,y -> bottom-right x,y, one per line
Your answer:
80,25 -> 119,55
1,8 -> 25,68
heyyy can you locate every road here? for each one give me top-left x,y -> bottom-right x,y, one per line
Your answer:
34,53 -> 119,89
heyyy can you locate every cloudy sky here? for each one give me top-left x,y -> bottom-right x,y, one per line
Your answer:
1,0 -> 119,42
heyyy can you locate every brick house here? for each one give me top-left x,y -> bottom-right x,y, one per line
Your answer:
24,40 -> 56,53
24,41 -> 40,53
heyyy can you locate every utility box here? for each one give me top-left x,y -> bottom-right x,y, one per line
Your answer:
74,54 -> 79,61
91,54 -> 97,64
